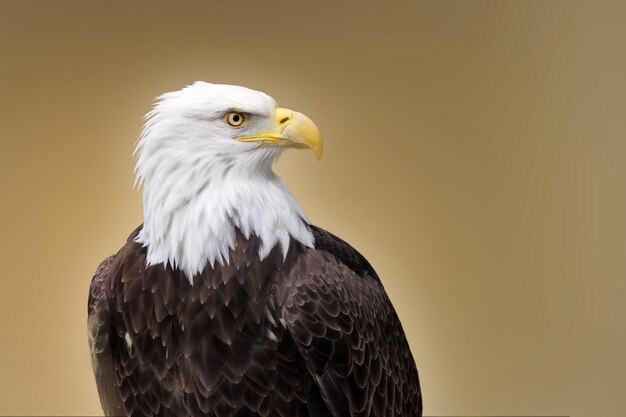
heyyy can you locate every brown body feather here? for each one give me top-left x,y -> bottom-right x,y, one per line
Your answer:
88,225 -> 422,417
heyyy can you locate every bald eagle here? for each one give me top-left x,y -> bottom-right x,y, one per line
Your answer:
88,82 -> 423,417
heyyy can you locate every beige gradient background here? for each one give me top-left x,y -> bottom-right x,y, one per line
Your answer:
1,1 -> 625,416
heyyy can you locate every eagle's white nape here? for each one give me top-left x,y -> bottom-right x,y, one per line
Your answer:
133,82 -> 315,282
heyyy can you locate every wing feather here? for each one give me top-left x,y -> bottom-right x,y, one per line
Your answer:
88,255 -> 126,416
281,226 -> 423,417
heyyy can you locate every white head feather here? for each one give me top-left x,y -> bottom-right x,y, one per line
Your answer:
134,82 -> 314,282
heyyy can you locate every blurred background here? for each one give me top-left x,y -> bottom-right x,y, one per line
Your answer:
1,1 -> 625,416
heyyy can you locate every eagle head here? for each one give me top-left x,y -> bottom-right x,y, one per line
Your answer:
134,82 -> 322,280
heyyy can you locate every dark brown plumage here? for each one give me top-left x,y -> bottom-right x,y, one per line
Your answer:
89,225 -> 422,417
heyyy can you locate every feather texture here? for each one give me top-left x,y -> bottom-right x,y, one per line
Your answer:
89,225 -> 422,417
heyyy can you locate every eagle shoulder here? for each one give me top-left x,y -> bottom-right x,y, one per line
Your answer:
88,252 -> 125,416
279,225 -> 423,416
309,225 -> 379,281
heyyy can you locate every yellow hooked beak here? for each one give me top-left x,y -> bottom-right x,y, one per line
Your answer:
235,107 -> 323,160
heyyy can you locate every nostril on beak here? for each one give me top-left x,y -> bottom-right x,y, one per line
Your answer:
279,116 -> 290,125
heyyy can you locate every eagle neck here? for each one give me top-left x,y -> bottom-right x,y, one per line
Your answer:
136,162 -> 314,283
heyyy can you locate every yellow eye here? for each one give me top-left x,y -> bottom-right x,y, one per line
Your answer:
226,111 -> 245,127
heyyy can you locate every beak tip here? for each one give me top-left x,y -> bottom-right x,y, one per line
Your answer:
312,134 -> 323,160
